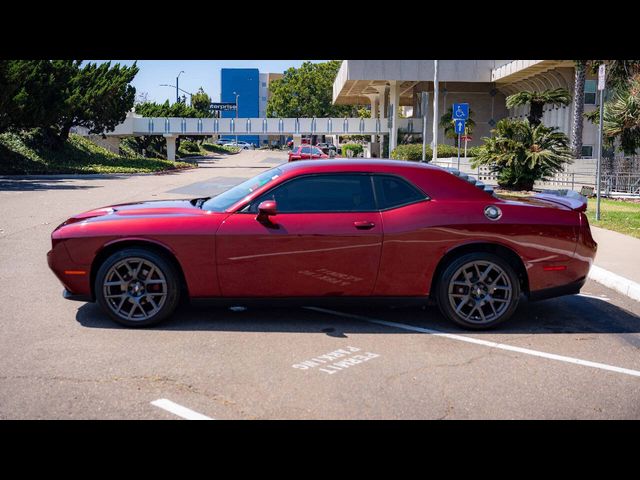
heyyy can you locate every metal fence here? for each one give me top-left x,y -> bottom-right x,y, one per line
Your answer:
432,159 -> 597,191
603,173 -> 640,194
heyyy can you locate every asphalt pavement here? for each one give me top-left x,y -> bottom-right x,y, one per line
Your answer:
1,149 -> 639,419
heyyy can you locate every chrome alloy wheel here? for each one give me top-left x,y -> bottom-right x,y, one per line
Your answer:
102,257 -> 168,321
447,260 -> 513,325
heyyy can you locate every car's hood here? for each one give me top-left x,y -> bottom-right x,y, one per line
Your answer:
59,199 -> 209,227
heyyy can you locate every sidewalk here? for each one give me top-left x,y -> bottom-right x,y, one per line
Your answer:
589,226 -> 640,301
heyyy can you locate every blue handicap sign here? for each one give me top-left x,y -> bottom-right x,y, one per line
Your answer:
452,103 -> 469,120
454,119 -> 466,135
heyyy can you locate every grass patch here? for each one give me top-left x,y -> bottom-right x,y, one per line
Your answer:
0,130 -> 194,175
586,197 -> 640,239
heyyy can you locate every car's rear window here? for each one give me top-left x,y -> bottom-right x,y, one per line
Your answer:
373,175 -> 427,209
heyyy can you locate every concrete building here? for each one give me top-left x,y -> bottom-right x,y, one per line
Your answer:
332,60 -> 599,157
220,68 -> 260,145
221,69 -> 283,146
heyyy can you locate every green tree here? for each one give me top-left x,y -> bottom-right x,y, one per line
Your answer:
439,105 -> 476,146
584,61 -> 640,156
506,88 -> 572,126
0,60 -> 77,134
601,74 -> 640,155
56,61 -> 139,143
266,61 -> 363,118
190,87 -> 213,118
472,119 -> 573,191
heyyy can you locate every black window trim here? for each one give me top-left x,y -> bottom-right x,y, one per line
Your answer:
237,172 -> 430,214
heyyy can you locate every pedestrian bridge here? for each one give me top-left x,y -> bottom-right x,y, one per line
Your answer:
109,114 -> 423,137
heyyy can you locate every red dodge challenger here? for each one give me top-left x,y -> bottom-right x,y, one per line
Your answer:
288,145 -> 329,162
48,159 -> 597,329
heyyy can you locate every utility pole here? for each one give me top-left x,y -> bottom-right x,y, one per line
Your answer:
432,60 -> 439,162
176,71 -> 185,104
234,92 -> 240,145
596,64 -> 606,221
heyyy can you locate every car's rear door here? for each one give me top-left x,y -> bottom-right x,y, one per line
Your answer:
215,173 -> 383,297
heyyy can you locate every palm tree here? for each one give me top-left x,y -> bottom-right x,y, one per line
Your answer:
439,105 -> 476,146
472,119 -> 573,191
506,88 -> 572,126
571,61 -> 587,158
602,74 -> 640,155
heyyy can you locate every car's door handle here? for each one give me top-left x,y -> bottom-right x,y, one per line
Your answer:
353,221 -> 376,230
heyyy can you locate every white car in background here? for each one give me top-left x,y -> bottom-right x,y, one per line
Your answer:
223,141 -> 255,150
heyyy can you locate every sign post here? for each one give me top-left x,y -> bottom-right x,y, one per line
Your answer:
452,103 -> 469,170
596,64 -> 605,221
454,119 -> 466,170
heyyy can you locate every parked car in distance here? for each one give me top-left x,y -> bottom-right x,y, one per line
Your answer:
316,143 -> 338,155
288,146 -> 329,162
48,159 -> 597,330
223,141 -> 255,150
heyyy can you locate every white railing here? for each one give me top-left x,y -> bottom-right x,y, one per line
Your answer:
432,157 -> 597,190
108,115 -> 425,137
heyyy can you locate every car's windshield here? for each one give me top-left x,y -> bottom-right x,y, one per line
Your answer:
201,167 -> 283,212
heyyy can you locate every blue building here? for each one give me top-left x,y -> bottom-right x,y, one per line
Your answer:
220,68 -> 260,146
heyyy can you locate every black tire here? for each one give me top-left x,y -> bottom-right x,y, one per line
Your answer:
95,247 -> 181,328
436,252 -> 521,330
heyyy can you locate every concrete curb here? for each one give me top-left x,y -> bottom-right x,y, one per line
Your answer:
588,265 -> 640,302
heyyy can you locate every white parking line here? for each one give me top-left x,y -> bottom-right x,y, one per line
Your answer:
305,307 -> 640,379
576,293 -> 610,301
151,399 -> 214,420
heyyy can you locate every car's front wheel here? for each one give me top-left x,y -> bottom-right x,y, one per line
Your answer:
436,252 -> 520,330
95,248 -> 180,327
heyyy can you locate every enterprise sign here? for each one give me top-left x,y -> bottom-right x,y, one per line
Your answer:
211,103 -> 237,111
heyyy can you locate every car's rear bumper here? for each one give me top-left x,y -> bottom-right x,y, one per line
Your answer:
528,276 -> 587,302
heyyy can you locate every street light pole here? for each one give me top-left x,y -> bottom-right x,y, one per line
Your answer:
596,64 -> 606,221
233,92 -> 240,145
176,71 -> 185,104
432,60 -> 439,162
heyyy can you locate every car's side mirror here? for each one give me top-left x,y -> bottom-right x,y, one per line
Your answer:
257,200 -> 277,217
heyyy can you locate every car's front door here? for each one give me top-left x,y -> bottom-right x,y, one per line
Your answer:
216,173 -> 383,297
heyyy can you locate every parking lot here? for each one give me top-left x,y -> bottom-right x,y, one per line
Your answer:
1,149 -> 639,419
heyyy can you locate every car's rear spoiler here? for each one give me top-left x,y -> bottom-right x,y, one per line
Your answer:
535,189 -> 588,212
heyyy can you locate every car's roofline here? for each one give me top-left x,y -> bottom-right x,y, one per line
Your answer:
278,158 -> 443,173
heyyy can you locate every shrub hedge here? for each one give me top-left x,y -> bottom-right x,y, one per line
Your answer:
390,143 -> 479,161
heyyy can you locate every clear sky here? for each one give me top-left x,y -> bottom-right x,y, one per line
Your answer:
87,60 -> 327,104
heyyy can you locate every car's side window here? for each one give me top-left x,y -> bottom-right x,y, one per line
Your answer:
250,174 -> 376,213
373,175 -> 427,210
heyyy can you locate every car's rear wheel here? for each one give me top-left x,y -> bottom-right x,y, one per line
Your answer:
95,248 -> 180,328
436,252 -> 520,330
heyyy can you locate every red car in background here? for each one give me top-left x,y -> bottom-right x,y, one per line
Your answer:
288,145 -> 329,162
48,159 -> 597,330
